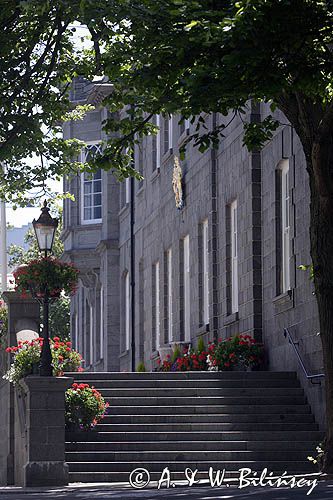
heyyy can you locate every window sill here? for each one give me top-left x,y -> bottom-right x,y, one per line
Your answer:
80,219 -> 102,226
118,203 -> 130,217
273,289 -> 294,315
150,167 -> 160,182
178,128 -> 190,147
162,148 -> 173,164
136,185 -> 144,196
119,349 -> 130,359
224,312 -> 239,326
197,323 -> 210,336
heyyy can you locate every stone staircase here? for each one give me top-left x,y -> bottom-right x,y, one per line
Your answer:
65,371 -> 322,483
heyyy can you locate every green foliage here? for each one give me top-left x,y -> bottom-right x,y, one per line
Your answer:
0,306 -> 8,349
8,203 -> 64,267
71,0 -> 333,170
2,1 -> 333,197
13,257 -> 79,297
0,1 -> 94,204
136,361 -> 146,372
197,336 -> 206,353
308,442 -> 324,469
171,344 -> 182,364
49,295 -> 71,341
8,204 -> 71,340
207,334 -> 264,371
243,116 -> 280,151
298,264 -> 315,281
3,337 -> 83,384
65,382 -> 109,430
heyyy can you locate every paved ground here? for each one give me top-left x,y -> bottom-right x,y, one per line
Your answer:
0,479 -> 332,500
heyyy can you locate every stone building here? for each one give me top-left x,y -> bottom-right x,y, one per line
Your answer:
61,78 -> 325,428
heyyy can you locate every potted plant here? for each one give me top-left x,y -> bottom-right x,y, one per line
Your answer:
207,334 -> 264,371
65,383 -> 109,431
3,337 -> 83,384
13,257 -> 79,299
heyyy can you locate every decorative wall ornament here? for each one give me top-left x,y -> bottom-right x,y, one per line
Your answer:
172,156 -> 185,210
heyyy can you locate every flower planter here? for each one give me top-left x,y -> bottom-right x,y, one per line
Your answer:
232,362 -> 252,372
158,346 -> 172,362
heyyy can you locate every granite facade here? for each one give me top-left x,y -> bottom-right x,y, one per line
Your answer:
62,82 -> 325,428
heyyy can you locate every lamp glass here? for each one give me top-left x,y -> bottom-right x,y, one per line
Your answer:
34,223 -> 56,252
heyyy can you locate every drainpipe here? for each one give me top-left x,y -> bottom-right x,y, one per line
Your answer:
0,164 -> 7,293
129,105 -> 136,372
210,113 -> 218,342
130,174 -> 136,371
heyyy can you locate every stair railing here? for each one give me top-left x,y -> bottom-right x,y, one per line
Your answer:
283,327 -> 325,385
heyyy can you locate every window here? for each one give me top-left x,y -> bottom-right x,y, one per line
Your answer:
202,219 -> 209,325
165,249 -> 173,343
125,272 -> 130,351
183,235 -> 190,341
81,143 -> 102,224
179,117 -> 190,136
280,160 -> 291,292
168,115 -> 173,150
230,200 -> 238,313
152,115 -> 161,171
136,139 -> 144,189
152,261 -> 160,350
163,115 -> 172,154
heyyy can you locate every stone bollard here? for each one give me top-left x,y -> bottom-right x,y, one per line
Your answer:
16,376 -> 73,487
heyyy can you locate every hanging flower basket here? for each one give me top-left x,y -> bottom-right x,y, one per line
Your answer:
13,257 -> 79,299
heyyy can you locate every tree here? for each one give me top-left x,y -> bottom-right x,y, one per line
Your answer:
8,205 -> 70,341
77,0 -> 333,472
0,0 -> 94,205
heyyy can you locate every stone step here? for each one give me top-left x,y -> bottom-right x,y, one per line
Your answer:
66,440 -> 318,452
102,413 -> 315,424
68,371 -> 297,380
105,396 -> 306,406
67,460 -> 316,473
68,469 -> 319,483
93,422 -> 319,432
65,450 -> 316,462
74,379 -> 301,388
94,388 -> 304,397
107,404 -> 311,415
66,430 -> 323,442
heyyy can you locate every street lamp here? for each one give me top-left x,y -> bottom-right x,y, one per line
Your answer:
32,201 -> 58,376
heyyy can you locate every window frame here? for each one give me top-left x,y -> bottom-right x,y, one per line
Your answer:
183,235 -> 191,342
167,248 -> 173,343
281,160 -> 291,293
230,200 -> 238,314
80,141 -> 103,225
202,219 -> 209,325
125,272 -> 130,351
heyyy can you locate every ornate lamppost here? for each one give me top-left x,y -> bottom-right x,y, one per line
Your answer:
32,201 -> 58,376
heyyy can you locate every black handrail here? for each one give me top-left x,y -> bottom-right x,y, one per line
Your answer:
283,327 -> 325,385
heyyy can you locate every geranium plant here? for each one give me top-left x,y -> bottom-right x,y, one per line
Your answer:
207,334 -> 264,371
65,383 -> 109,430
13,257 -> 79,298
156,341 -> 209,372
3,337 -> 83,384
0,305 -> 8,349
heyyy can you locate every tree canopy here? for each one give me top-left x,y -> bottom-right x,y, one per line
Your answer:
0,0 -> 93,204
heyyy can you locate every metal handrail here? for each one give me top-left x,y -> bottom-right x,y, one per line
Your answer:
283,327 -> 325,385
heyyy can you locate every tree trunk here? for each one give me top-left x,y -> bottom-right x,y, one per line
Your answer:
308,148 -> 333,473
